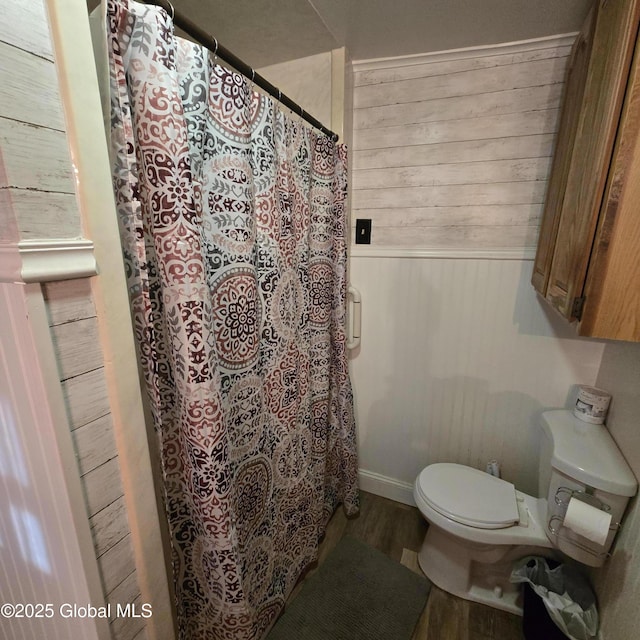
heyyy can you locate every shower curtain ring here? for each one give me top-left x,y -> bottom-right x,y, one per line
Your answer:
213,37 -> 219,59
165,0 -> 175,21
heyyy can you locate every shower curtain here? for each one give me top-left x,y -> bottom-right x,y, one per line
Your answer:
105,1 -> 359,638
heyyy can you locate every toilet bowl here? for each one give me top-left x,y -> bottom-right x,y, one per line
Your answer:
413,410 -> 638,614
414,463 -> 553,613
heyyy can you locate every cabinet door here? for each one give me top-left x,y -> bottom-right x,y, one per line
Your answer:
531,8 -> 595,295
545,0 -> 640,320
581,32 -> 640,341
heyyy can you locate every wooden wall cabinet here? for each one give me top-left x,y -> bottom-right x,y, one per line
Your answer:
532,1 -> 640,341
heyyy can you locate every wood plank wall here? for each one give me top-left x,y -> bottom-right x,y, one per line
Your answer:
0,2 -> 81,241
1,3 -> 147,639
44,279 -> 147,640
351,40 -> 572,248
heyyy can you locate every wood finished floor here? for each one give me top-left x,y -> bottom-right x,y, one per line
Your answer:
290,491 -> 524,640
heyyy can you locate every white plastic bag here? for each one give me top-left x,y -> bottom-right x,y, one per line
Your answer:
510,556 -> 598,640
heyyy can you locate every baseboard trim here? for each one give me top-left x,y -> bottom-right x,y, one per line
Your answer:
358,469 -> 416,507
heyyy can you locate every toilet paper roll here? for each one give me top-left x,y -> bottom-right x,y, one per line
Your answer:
564,497 -> 612,546
573,385 -> 611,424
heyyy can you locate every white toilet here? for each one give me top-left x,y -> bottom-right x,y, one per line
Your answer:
413,410 -> 637,614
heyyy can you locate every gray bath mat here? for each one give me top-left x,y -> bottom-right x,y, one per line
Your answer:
267,536 -> 431,640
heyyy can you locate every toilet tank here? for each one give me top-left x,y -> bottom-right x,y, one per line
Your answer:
538,410 -> 637,567
537,418 -> 554,499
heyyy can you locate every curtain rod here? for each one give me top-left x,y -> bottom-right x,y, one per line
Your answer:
144,0 -> 339,141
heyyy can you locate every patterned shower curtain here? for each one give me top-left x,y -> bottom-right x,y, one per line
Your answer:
105,1 -> 359,638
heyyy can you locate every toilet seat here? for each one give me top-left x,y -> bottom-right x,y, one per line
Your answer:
416,463 -> 519,529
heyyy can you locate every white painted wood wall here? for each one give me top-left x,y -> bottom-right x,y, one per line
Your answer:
257,47 -> 352,144
258,52 -> 333,127
591,342 -> 640,640
351,38 -> 573,248
348,36 -> 606,504
0,2 -> 147,639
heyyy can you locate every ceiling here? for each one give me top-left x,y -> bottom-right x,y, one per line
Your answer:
168,0 -> 593,68
88,1 -> 593,68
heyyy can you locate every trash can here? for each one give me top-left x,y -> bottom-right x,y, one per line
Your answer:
510,557 -> 598,640
521,569 -> 568,640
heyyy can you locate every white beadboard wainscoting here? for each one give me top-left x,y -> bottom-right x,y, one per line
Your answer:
351,35 -> 573,249
0,283 -> 106,640
349,251 -> 605,504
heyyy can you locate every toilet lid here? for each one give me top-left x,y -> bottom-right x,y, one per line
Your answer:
417,463 -> 519,529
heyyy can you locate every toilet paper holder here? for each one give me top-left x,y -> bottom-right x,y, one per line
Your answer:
547,487 -> 621,560
548,487 -> 621,552
547,515 -> 612,560
554,486 -> 612,513
548,514 -> 620,536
